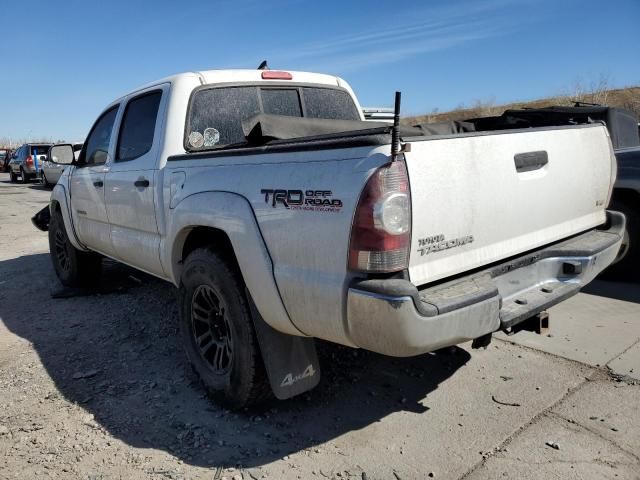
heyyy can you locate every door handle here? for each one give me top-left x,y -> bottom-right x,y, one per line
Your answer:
134,178 -> 150,188
93,180 -> 104,187
514,151 -> 548,173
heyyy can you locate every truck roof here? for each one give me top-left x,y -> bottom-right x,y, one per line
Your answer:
129,69 -> 347,98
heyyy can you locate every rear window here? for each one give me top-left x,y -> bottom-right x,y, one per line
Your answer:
31,145 -> 51,155
186,85 -> 359,150
188,87 -> 261,148
261,89 -> 302,117
302,88 -> 359,120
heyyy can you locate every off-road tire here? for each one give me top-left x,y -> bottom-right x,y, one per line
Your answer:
178,248 -> 272,409
48,208 -> 102,287
603,200 -> 638,280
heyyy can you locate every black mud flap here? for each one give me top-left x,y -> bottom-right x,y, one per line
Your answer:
32,205 -> 51,232
247,292 -> 320,400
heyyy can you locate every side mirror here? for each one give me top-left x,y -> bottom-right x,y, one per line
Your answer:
48,144 -> 75,165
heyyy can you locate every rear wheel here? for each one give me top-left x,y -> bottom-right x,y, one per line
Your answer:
178,248 -> 271,409
603,200 -> 638,280
48,208 -> 102,287
20,168 -> 29,184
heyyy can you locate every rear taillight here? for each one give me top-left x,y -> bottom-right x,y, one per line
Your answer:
348,159 -> 411,273
25,155 -> 33,167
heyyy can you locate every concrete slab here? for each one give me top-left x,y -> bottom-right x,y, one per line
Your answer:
553,378 -> 640,457
0,181 -> 49,261
608,341 -> 640,380
466,414 -> 640,480
497,283 -> 640,368
254,342 -> 593,480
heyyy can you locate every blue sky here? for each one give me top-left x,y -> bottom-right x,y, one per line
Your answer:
1,0 -> 638,142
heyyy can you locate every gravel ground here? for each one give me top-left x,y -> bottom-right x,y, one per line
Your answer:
0,173 -> 638,480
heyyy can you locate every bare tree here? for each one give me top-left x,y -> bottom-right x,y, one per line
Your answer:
570,73 -> 611,105
0,136 -> 55,149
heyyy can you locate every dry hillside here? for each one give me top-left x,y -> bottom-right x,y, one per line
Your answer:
403,86 -> 640,125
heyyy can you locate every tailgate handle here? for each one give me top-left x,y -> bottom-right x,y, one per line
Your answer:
514,151 -> 548,173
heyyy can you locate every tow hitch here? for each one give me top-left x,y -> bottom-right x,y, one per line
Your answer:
505,311 -> 550,336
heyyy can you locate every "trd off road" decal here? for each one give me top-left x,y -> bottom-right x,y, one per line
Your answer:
261,189 -> 343,212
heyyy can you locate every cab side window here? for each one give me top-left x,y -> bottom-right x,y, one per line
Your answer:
117,91 -> 162,162
82,106 -> 119,166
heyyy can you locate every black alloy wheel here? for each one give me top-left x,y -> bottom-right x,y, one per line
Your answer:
53,227 -> 72,274
190,284 -> 234,375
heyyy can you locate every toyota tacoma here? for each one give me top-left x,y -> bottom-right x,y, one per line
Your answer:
36,68 -> 624,408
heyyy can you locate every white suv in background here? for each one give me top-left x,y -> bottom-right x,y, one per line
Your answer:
42,143 -> 82,186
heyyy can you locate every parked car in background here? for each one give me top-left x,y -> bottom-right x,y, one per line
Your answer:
42,143 -> 82,186
362,107 -> 394,122
8,143 -> 51,183
605,146 -> 640,279
0,149 -> 10,172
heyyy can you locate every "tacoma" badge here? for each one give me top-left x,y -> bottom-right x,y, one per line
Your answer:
417,234 -> 474,256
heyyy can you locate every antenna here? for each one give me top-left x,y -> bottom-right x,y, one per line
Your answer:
391,91 -> 401,161
257,60 -> 269,70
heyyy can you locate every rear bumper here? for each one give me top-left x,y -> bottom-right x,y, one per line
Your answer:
346,211 -> 625,357
10,164 -> 36,175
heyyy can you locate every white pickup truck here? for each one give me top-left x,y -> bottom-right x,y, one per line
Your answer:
38,68 -> 624,408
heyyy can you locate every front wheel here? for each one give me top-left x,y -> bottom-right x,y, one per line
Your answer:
178,248 -> 271,409
48,208 -> 102,287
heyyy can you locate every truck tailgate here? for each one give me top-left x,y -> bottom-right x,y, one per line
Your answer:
404,124 -> 614,286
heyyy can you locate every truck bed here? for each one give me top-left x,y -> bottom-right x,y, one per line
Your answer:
169,119 -> 614,291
